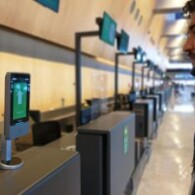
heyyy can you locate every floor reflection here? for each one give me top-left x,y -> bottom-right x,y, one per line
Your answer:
169,104 -> 194,113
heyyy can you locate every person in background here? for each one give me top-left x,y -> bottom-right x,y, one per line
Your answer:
183,0 -> 195,194
173,83 -> 180,96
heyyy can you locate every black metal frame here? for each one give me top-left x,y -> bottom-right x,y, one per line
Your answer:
75,31 -> 99,127
152,67 -> 155,89
114,52 -> 134,105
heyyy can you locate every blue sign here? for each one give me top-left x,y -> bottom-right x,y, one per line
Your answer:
175,12 -> 184,20
35,0 -> 60,12
100,12 -> 117,46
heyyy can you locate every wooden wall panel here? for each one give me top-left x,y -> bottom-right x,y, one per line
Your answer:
82,67 -> 114,102
0,50 -> 138,121
118,74 -> 131,94
0,0 -> 166,121
0,27 -> 135,120
0,52 -> 76,116
0,0 -> 167,68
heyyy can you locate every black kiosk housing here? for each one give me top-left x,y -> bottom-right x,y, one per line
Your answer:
76,111 -> 135,195
132,99 -> 153,138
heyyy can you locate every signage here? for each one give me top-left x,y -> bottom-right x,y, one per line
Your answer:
35,0 -> 60,12
100,12 -> 117,46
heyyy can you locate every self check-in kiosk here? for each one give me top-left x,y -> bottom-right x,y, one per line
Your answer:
148,66 -> 165,118
151,67 -> 166,112
144,93 -> 160,131
151,90 -> 165,117
132,99 -> 153,139
114,48 -> 154,140
131,61 -> 154,139
140,63 -> 161,132
1,72 -> 30,169
0,73 -> 81,195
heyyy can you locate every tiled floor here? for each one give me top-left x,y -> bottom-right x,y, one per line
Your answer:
136,87 -> 195,195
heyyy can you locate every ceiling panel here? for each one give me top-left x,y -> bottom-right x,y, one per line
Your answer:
154,0 -> 190,66
154,0 -> 187,13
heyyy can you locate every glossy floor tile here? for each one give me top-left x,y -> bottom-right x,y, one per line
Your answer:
136,87 -> 195,195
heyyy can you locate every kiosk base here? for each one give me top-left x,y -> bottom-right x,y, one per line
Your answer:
0,157 -> 23,170
1,136 -> 23,170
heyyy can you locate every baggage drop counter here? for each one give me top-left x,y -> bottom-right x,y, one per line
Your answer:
76,111 -> 135,195
0,147 -> 80,195
144,94 -> 160,133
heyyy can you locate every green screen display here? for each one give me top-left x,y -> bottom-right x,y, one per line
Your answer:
118,29 -> 129,53
100,12 -> 117,46
13,82 -> 28,120
35,0 -> 60,12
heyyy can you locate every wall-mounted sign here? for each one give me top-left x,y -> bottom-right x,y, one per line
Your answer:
117,29 -> 130,53
100,12 -> 117,46
35,0 -> 60,12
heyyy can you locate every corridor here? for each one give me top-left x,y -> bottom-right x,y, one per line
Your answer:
137,86 -> 195,195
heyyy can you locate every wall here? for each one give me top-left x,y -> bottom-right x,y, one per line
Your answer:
0,1 -> 164,122
0,27 -> 146,121
0,0 -> 167,67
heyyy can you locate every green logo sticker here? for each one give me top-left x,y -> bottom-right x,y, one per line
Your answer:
123,125 -> 129,154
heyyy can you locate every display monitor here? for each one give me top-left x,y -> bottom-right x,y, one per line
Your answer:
128,91 -> 136,102
100,12 -> 117,46
142,51 -> 147,62
134,47 -> 142,62
80,107 -> 92,125
134,46 -> 147,63
86,98 -> 101,120
35,0 -> 60,12
117,29 -> 129,53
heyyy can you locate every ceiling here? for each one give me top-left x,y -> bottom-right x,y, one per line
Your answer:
154,0 -> 190,70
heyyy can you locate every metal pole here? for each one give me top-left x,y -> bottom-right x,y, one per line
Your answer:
75,31 -> 99,127
153,70 -> 155,89
114,52 -> 134,110
141,66 -> 145,90
131,62 -> 135,92
114,53 -> 119,107
75,33 -> 82,127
